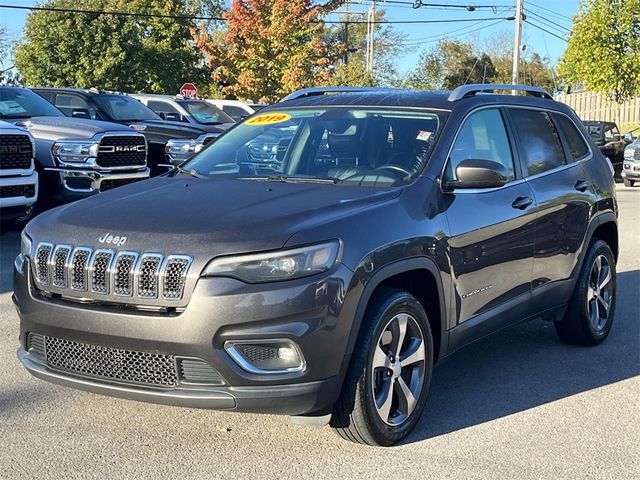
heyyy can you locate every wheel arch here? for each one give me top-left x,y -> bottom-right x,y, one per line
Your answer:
345,257 -> 448,363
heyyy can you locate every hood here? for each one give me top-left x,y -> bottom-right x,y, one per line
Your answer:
15,116 -> 135,142
126,119 -> 217,143
26,176 -> 400,260
0,120 -> 28,134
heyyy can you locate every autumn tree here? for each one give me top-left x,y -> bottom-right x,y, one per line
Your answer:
15,0 -> 215,92
559,0 -> 640,102
194,0 -> 342,102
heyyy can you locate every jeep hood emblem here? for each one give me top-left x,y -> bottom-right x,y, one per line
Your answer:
98,233 -> 128,246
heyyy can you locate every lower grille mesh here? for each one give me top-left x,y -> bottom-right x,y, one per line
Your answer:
44,336 -> 179,387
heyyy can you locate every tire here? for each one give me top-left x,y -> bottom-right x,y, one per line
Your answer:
623,178 -> 633,187
331,289 -> 434,446
555,240 -> 616,346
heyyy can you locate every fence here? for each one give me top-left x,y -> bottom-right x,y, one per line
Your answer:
554,91 -> 640,128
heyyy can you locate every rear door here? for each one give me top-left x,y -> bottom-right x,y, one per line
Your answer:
507,108 -> 596,313
444,107 -> 536,348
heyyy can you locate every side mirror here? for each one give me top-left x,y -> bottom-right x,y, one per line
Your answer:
624,132 -> 634,144
71,108 -> 91,119
445,159 -> 509,190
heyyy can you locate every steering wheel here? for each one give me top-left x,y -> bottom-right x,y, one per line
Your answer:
377,165 -> 413,177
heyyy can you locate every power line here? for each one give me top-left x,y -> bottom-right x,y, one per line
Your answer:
525,20 -> 567,42
525,10 -> 571,33
404,19 -> 506,46
526,2 -> 573,21
0,4 -> 514,25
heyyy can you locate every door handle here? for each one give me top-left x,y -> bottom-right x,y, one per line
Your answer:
574,180 -> 590,192
512,196 -> 533,210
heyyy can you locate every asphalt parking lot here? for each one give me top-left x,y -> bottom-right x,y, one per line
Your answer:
0,185 -> 638,480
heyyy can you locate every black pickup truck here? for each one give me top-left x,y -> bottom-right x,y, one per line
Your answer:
33,88 -> 231,175
583,121 -> 627,176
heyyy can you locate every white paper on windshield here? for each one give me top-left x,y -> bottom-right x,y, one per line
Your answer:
0,101 -> 28,115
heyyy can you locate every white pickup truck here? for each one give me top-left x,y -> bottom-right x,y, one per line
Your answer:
0,121 -> 38,224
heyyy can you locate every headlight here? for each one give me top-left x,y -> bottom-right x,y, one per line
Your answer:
52,141 -> 99,163
20,230 -> 32,257
165,139 -> 204,164
202,241 -> 340,283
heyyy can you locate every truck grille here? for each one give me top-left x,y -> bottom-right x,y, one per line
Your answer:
0,134 -> 32,169
32,242 -> 192,304
96,135 -> 147,168
0,184 -> 35,198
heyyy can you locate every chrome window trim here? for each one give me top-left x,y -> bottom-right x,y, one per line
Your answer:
439,104 -> 594,194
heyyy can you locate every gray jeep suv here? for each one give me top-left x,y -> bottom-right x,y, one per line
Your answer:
14,85 -> 618,446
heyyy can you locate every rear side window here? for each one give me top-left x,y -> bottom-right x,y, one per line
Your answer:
509,109 -> 566,176
554,115 -> 590,160
449,108 -> 515,182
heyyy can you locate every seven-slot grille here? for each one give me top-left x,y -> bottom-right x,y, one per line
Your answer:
0,134 -> 33,169
96,135 -> 147,168
32,242 -> 192,303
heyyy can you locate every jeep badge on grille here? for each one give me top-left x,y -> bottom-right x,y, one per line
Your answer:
98,233 -> 128,246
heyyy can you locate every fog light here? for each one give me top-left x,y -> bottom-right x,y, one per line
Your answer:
225,340 -> 305,374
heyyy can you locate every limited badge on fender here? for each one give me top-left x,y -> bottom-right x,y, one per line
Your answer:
245,113 -> 292,126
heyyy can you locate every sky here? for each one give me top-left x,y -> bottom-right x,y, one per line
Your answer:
0,0 -> 581,76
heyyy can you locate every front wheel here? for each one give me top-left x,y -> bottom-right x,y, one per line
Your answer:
555,240 -> 616,346
331,289 -> 433,446
623,178 -> 635,187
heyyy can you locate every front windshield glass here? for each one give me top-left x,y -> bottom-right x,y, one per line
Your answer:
93,95 -> 161,122
177,101 -> 235,125
0,88 -> 64,119
181,107 -> 447,187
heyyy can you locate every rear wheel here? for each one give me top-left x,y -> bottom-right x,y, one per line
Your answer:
555,240 -> 616,346
331,289 -> 433,446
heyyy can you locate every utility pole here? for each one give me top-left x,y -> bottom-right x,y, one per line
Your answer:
511,0 -> 524,86
366,0 -> 376,73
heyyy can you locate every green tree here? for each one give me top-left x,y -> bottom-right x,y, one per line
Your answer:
14,0 -> 216,93
559,0 -> 640,102
327,9 -> 407,87
405,39 -> 497,90
194,0 -> 342,103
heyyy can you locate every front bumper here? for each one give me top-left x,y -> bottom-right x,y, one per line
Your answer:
622,162 -> 640,179
13,255 -> 357,415
0,171 -> 38,209
43,167 -> 150,200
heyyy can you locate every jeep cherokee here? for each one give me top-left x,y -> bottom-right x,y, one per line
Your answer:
14,84 -> 618,446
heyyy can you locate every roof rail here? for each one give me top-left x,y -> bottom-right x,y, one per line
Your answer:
448,83 -> 553,102
281,86 -> 396,102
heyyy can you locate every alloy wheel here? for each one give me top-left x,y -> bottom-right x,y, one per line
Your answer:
587,254 -> 613,332
371,313 -> 426,426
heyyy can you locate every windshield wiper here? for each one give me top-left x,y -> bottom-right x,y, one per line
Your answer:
174,166 -> 207,179
239,175 -> 338,185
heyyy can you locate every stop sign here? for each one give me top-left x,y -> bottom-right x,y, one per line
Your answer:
180,83 -> 198,99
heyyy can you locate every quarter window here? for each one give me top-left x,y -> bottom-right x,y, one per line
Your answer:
554,115 -> 590,161
509,109 -> 566,176
449,108 -> 515,182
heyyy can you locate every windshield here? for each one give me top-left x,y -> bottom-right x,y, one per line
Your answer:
181,107 -> 447,187
93,95 -> 161,122
585,124 -> 604,139
177,100 -> 235,125
0,88 -> 64,119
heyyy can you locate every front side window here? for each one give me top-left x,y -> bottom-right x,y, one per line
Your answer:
54,94 -> 97,119
554,114 -> 590,160
93,95 -> 160,122
603,123 -> 619,142
510,109 -> 567,176
448,108 -> 515,182
180,107 -> 446,188
177,101 -> 234,125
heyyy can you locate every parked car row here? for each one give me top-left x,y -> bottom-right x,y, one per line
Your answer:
0,85 -> 261,224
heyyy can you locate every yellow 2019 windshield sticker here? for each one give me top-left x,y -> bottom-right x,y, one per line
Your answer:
245,113 -> 291,126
